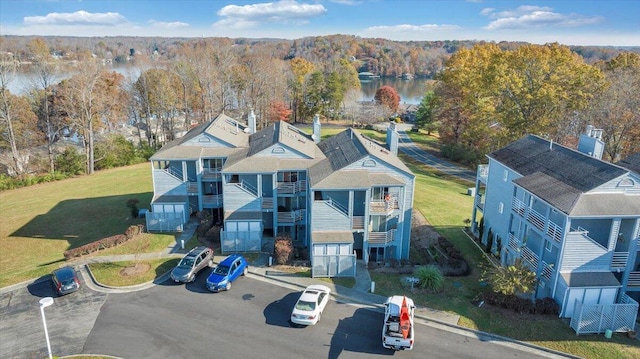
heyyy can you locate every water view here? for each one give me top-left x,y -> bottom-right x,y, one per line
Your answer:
9,67 -> 430,106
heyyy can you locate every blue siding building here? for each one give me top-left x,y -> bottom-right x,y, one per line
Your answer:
471,127 -> 640,329
147,114 -> 415,277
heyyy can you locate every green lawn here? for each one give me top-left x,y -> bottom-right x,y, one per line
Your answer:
0,163 -> 170,287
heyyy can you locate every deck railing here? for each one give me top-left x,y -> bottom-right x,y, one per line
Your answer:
628,272 -> 640,287
611,252 -> 629,270
277,180 -> 307,194
541,261 -> 554,281
368,229 -> 395,244
521,246 -> 539,271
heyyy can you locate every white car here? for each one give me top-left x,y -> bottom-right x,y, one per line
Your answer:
290,284 -> 331,326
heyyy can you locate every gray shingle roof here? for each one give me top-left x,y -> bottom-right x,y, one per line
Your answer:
310,128 -> 413,186
561,271 -> 620,287
616,152 -> 640,175
493,135 -> 631,214
312,231 -> 355,243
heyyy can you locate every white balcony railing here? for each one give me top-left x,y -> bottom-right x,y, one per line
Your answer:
521,246 -> 539,271
629,272 -> 640,287
512,197 -> 526,217
277,180 -> 307,194
546,221 -> 563,243
508,233 -> 521,251
277,209 -> 305,224
368,229 -> 395,244
527,208 -> 545,231
611,252 -> 629,270
352,216 -> 365,230
541,261 -> 554,281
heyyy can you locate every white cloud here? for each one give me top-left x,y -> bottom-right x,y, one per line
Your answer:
24,10 -> 127,26
149,20 -> 190,29
365,24 -> 461,33
481,5 -> 603,30
214,0 -> 327,28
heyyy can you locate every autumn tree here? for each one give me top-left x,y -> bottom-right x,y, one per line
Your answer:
27,37 -> 61,173
56,59 -> 127,174
374,85 -> 400,113
435,43 -> 605,165
289,57 -> 315,123
585,53 -> 640,161
266,101 -> 292,123
0,53 -> 38,176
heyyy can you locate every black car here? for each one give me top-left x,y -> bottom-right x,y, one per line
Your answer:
51,266 -> 80,296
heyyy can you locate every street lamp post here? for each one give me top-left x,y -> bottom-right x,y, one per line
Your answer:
39,297 -> 54,359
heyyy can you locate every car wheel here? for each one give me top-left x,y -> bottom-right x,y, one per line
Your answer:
225,282 -> 231,291
243,267 -> 248,276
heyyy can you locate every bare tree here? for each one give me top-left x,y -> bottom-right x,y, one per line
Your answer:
0,53 -> 30,176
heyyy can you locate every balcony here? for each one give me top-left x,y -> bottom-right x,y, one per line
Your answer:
629,272 -> 640,288
508,233 -> 521,251
521,246 -> 539,271
370,195 -> 397,215
277,180 -> 307,194
541,261 -> 554,281
202,194 -> 223,207
277,209 -> 305,224
512,197 -> 526,217
352,216 -> 365,230
611,252 -> 629,271
262,197 -> 274,211
202,167 -> 222,180
187,182 -> 198,194
368,229 -> 395,245
526,208 -> 545,231
477,164 -> 489,183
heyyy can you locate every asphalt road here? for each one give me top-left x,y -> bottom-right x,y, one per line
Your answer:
1,270 -> 565,359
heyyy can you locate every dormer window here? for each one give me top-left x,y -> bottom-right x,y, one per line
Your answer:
272,146 -> 285,154
363,159 -> 376,167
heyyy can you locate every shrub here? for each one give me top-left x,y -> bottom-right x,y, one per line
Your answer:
126,198 -> 139,218
274,235 -> 293,265
63,225 -> 144,259
415,265 -> 444,292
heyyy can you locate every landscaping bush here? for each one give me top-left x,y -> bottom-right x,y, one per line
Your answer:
274,235 -> 293,265
479,292 -> 559,315
415,265 -> 444,292
63,225 -> 144,259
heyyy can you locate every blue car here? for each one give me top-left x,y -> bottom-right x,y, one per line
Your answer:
206,254 -> 248,292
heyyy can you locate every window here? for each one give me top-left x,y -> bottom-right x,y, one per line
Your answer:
272,146 -> 285,153
503,170 -> 508,182
363,159 -> 376,167
498,202 -> 504,214
545,240 -> 552,252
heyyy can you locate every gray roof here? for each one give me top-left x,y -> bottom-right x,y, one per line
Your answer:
313,170 -> 405,189
312,231 -> 355,244
570,193 -> 640,216
150,113 -> 248,160
152,194 -> 187,203
616,152 -> 640,175
493,135 -> 630,215
310,128 -> 413,186
561,271 -> 620,287
222,121 -> 324,173
224,211 -> 262,221
248,121 -> 316,158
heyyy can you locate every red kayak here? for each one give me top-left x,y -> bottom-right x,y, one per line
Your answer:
399,296 -> 411,339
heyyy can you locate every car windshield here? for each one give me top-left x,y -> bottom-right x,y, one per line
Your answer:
295,300 -> 316,312
179,257 -> 195,268
213,265 -> 229,275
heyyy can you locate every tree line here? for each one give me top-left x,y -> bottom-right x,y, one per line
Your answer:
0,37 -> 638,187
415,44 -> 640,165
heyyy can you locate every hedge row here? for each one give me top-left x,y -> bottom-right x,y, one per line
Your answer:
63,224 -> 145,260
480,292 -> 560,315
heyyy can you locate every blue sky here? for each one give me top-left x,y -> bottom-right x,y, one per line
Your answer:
1,0 -> 638,46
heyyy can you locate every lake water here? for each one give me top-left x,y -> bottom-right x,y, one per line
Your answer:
359,77 -> 429,105
7,68 -> 429,105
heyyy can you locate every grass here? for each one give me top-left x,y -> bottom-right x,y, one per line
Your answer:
88,258 -> 179,286
0,163 -> 161,287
